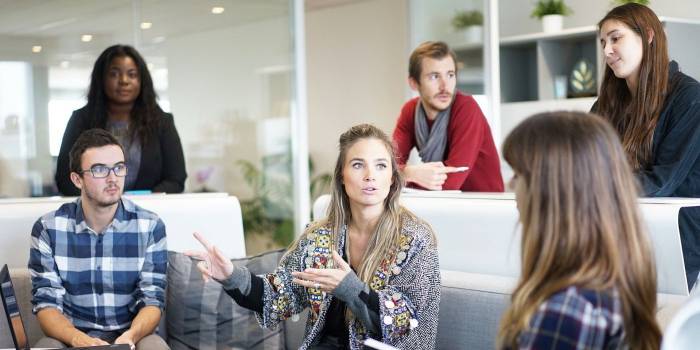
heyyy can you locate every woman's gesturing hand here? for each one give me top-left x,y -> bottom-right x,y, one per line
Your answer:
292,251 -> 352,293
184,232 -> 234,282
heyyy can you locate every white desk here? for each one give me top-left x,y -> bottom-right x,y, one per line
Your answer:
313,192 -> 700,296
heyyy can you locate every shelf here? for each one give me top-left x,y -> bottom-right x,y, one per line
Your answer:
458,68 -> 484,84
500,42 -> 537,102
501,96 -> 597,108
451,42 -> 483,52
500,25 -> 597,46
454,44 -> 484,95
499,27 -> 600,103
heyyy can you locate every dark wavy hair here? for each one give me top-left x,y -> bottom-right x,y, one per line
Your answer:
86,44 -> 161,143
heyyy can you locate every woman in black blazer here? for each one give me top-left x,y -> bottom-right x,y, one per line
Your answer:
56,44 -> 186,195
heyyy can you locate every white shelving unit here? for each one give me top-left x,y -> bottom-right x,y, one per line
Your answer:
499,25 -> 600,103
453,43 -> 485,94
408,3 -> 700,170
496,17 -> 700,181
498,17 -> 700,141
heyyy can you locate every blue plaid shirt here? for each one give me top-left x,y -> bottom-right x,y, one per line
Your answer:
516,286 -> 625,349
28,197 -> 167,334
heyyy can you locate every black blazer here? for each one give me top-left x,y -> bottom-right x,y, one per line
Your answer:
592,61 -> 700,289
55,106 -> 187,195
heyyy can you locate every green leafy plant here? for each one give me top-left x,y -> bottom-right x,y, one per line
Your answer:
236,155 -> 331,247
531,0 -> 573,19
612,0 -> 650,5
451,10 -> 483,30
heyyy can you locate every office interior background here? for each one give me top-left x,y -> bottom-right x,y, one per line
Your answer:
0,0 -> 699,253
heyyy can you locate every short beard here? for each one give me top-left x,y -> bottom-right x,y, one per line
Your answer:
425,95 -> 453,113
84,188 -> 120,208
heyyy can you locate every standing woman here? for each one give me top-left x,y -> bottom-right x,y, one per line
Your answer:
593,3 -> 700,289
187,124 -> 440,349
498,112 -> 661,349
56,44 -> 186,195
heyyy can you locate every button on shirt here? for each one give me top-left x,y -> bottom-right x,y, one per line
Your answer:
28,197 -> 167,332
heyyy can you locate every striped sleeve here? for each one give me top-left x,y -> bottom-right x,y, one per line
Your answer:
132,218 -> 167,311
28,218 -> 65,314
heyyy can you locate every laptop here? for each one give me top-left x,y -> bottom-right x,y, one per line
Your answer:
0,264 -> 129,350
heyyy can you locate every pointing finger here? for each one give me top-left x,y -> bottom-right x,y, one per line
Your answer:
193,232 -> 214,251
443,166 -> 469,173
184,250 -> 208,260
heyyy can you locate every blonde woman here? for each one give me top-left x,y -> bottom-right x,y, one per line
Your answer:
187,124 -> 440,349
498,112 -> 661,349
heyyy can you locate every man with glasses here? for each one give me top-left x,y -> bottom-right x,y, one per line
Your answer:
28,129 -> 169,349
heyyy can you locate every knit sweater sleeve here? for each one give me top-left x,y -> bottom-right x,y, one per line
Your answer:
441,94 -> 491,190
393,98 -> 419,167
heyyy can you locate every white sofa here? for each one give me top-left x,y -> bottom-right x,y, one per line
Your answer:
312,192 -> 695,347
0,191 -> 693,349
314,192 -> 696,296
0,193 -> 247,269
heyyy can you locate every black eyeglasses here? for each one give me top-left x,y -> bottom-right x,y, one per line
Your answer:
81,164 -> 128,178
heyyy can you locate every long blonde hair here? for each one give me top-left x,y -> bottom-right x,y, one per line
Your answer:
498,112 -> 661,349
326,124 -> 409,281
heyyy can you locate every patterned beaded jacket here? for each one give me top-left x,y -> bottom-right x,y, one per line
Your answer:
254,213 -> 441,349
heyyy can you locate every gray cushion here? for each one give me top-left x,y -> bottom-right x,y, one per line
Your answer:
166,250 -> 286,350
437,270 -> 513,350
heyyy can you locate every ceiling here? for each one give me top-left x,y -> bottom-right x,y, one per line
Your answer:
0,0 -> 365,67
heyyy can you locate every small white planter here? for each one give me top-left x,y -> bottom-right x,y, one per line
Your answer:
542,14 -> 563,33
462,25 -> 483,43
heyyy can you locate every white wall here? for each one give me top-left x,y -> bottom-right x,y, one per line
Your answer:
410,0 -> 483,46
499,0 -> 700,37
306,0 -> 410,175
165,16 -> 292,196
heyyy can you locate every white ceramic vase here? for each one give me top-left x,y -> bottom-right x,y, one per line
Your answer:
463,25 -> 483,43
542,14 -> 563,33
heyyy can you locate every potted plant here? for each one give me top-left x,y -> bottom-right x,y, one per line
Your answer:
531,0 -> 573,33
451,10 -> 484,43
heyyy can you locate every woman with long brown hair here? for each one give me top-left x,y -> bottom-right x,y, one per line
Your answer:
498,112 -> 661,349
593,3 -> 700,290
186,124 -> 440,349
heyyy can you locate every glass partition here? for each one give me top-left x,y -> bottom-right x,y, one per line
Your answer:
0,0 -> 303,253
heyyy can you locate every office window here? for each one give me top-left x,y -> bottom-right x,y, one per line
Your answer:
0,0 -> 303,252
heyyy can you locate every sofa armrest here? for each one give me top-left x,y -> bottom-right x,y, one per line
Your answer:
437,270 -> 514,350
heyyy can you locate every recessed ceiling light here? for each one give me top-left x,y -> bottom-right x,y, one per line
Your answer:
60,61 -> 70,68
211,6 -> 224,14
147,63 -> 155,71
81,34 -> 93,42
140,22 -> 152,30
32,45 -> 42,53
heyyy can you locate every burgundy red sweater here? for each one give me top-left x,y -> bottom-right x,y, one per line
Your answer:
393,92 -> 504,192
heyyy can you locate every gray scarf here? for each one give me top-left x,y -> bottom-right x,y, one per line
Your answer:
414,100 -> 452,162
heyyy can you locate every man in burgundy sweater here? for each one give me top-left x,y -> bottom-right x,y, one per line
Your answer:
393,41 -> 504,192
